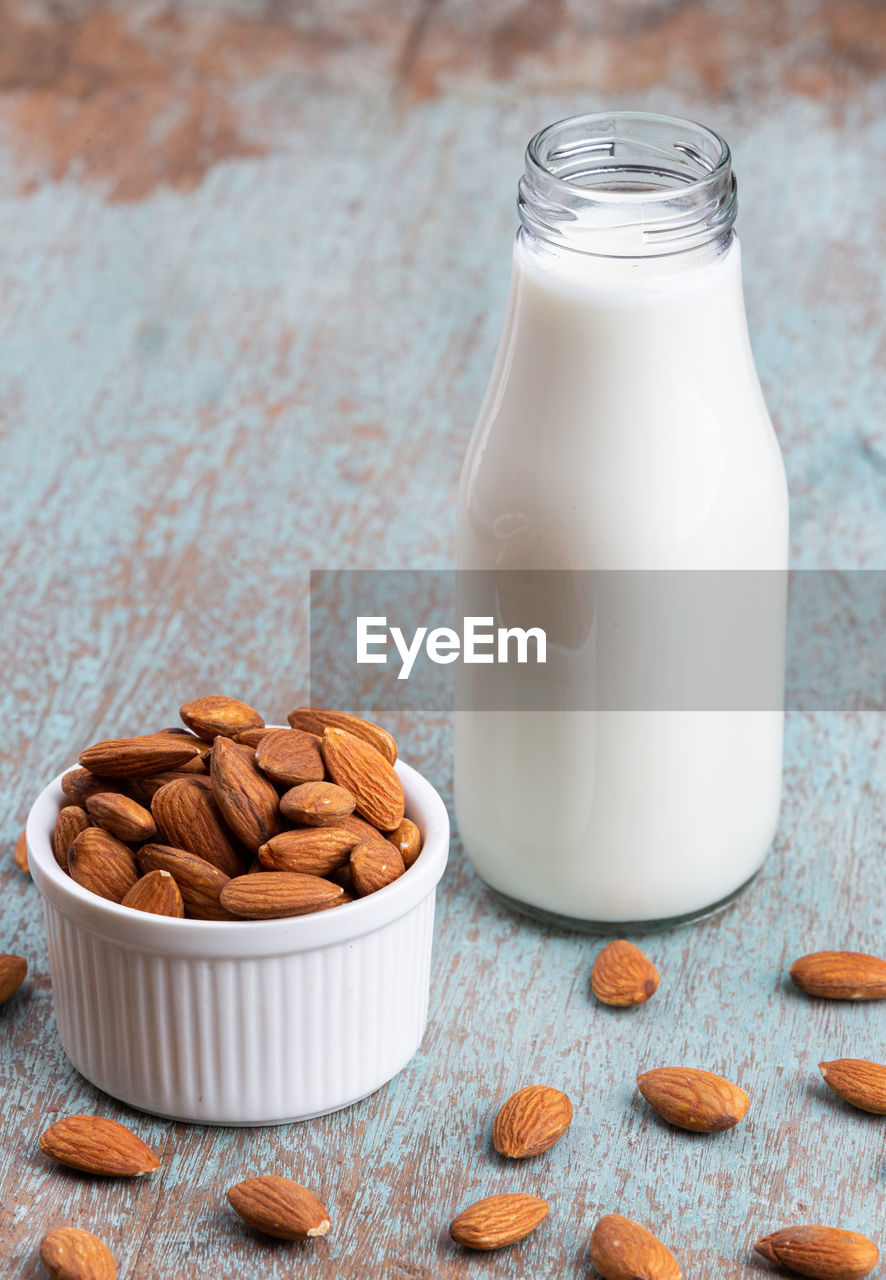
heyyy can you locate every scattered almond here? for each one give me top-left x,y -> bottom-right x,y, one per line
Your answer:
227,1174 -> 331,1240
121,870 -> 184,918
279,781 -> 356,826
13,828 -> 29,873
288,706 -> 398,765
38,1114 -> 160,1176
137,844 -> 234,920
67,829 -> 140,904
254,728 -> 325,787
54,806 -> 92,871
350,839 -> 406,896
321,728 -> 405,831
819,1059 -> 886,1114
219,871 -> 344,919
493,1084 -> 573,1158
754,1225 -> 879,1279
151,777 -> 246,878
85,793 -> 156,843
179,695 -> 264,741
258,827 -> 358,877
387,817 -> 422,868
637,1067 -> 749,1132
790,952 -> 886,1000
210,736 -> 280,852
39,1226 -> 117,1280
591,939 -> 660,1007
0,953 -> 27,1004
449,1193 -> 549,1251
79,735 -> 202,778
589,1214 -> 682,1280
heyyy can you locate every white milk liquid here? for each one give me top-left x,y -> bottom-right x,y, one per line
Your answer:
455,234 -> 788,923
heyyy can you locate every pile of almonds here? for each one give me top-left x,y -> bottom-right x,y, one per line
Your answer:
51,697 -> 421,920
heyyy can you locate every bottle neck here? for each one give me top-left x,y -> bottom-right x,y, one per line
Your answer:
518,112 -> 737,268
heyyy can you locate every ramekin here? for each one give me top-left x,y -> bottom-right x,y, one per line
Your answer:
27,755 -> 449,1126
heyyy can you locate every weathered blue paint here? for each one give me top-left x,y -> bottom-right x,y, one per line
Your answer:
1,2 -> 886,1276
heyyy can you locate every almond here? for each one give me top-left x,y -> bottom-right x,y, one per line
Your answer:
210,736 -> 280,852
637,1067 -> 749,1132
151,777 -> 246,878
121,869 -> 184,918
258,827 -> 358,877
388,817 -> 422,868
85,793 -> 156,843
279,781 -> 356,826
137,844 -> 234,920
60,769 -> 126,805
449,1193 -> 549,1250
179,695 -> 264,741
819,1059 -> 886,1114
13,827 -> 29,873
0,953 -> 27,1004
126,771 -> 213,804
79,735 -> 202,777
176,754 -> 209,775
288,706 -> 398,765
227,1174 -> 331,1240
754,1225 -> 879,1279
589,1214 -> 682,1280
329,813 -> 384,843
38,1114 -> 160,1176
54,806 -> 92,871
254,728 -> 325,787
234,727 -> 276,747
492,1084 -> 573,1158
67,829 -> 140,903
219,871 -> 344,918
591,940 -> 660,1007
39,1226 -> 117,1280
321,728 -> 404,831
790,951 -> 886,1000
350,839 -> 406,896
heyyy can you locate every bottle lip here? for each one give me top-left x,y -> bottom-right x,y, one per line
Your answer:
520,111 -> 737,258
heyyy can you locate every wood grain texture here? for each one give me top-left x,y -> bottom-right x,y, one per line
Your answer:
1,0 -> 886,1276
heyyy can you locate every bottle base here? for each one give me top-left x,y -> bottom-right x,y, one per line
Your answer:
483,868 -> 762,935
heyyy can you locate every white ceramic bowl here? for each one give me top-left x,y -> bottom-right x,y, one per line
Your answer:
27,755 -> 449,1126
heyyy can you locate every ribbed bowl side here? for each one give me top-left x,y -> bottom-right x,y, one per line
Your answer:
42,893 -> 436,1125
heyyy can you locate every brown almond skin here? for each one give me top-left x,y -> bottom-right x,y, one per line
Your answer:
14,827 -> 29,872
54,806 -> 92,871
227,1175 -> 331,1240
350,839 -> 406,896
637,1067 -> 749,1132
258,828 -> 359,877
60,769 -> 126,805
137,844 -> 235,920
754,1225 -> 879,1279
67,829 -> 140,904
85,793 -> 156,843
288,706 -> 398,765
220,872 -> 344,919
234,727 -> 276,747
387,817 -> 422,868
820,1059 -> 886,1114
121,870 -> 185,918
151,777 -> 246,878
329,813 -> 384,843
126,771 -> 213,804
254,728 -> 325,787
449,1193 -> 549,1251
279,781 -> 356,827
39,1114 -> 160,1176
0,953 -> 27,1004
790,951 -> 886,1000
179,695 -> 264,741
493,1085 -> 573,1158
589,1214 -> 682,1280
79,735 -> 202,777
592,939 -> 660,1007
321,728 -> 405,831
40,1226 -> 117,1280
210,736 -> 281,852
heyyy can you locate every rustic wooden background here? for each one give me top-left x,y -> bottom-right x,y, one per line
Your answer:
2,0 -> 886,1276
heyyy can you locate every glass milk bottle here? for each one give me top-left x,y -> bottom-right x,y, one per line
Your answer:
455,112 -> 789,928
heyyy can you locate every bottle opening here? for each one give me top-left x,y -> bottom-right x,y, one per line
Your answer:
520,112 -> 737,258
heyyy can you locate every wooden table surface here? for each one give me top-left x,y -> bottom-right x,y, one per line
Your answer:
2,1 -> 886,1276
